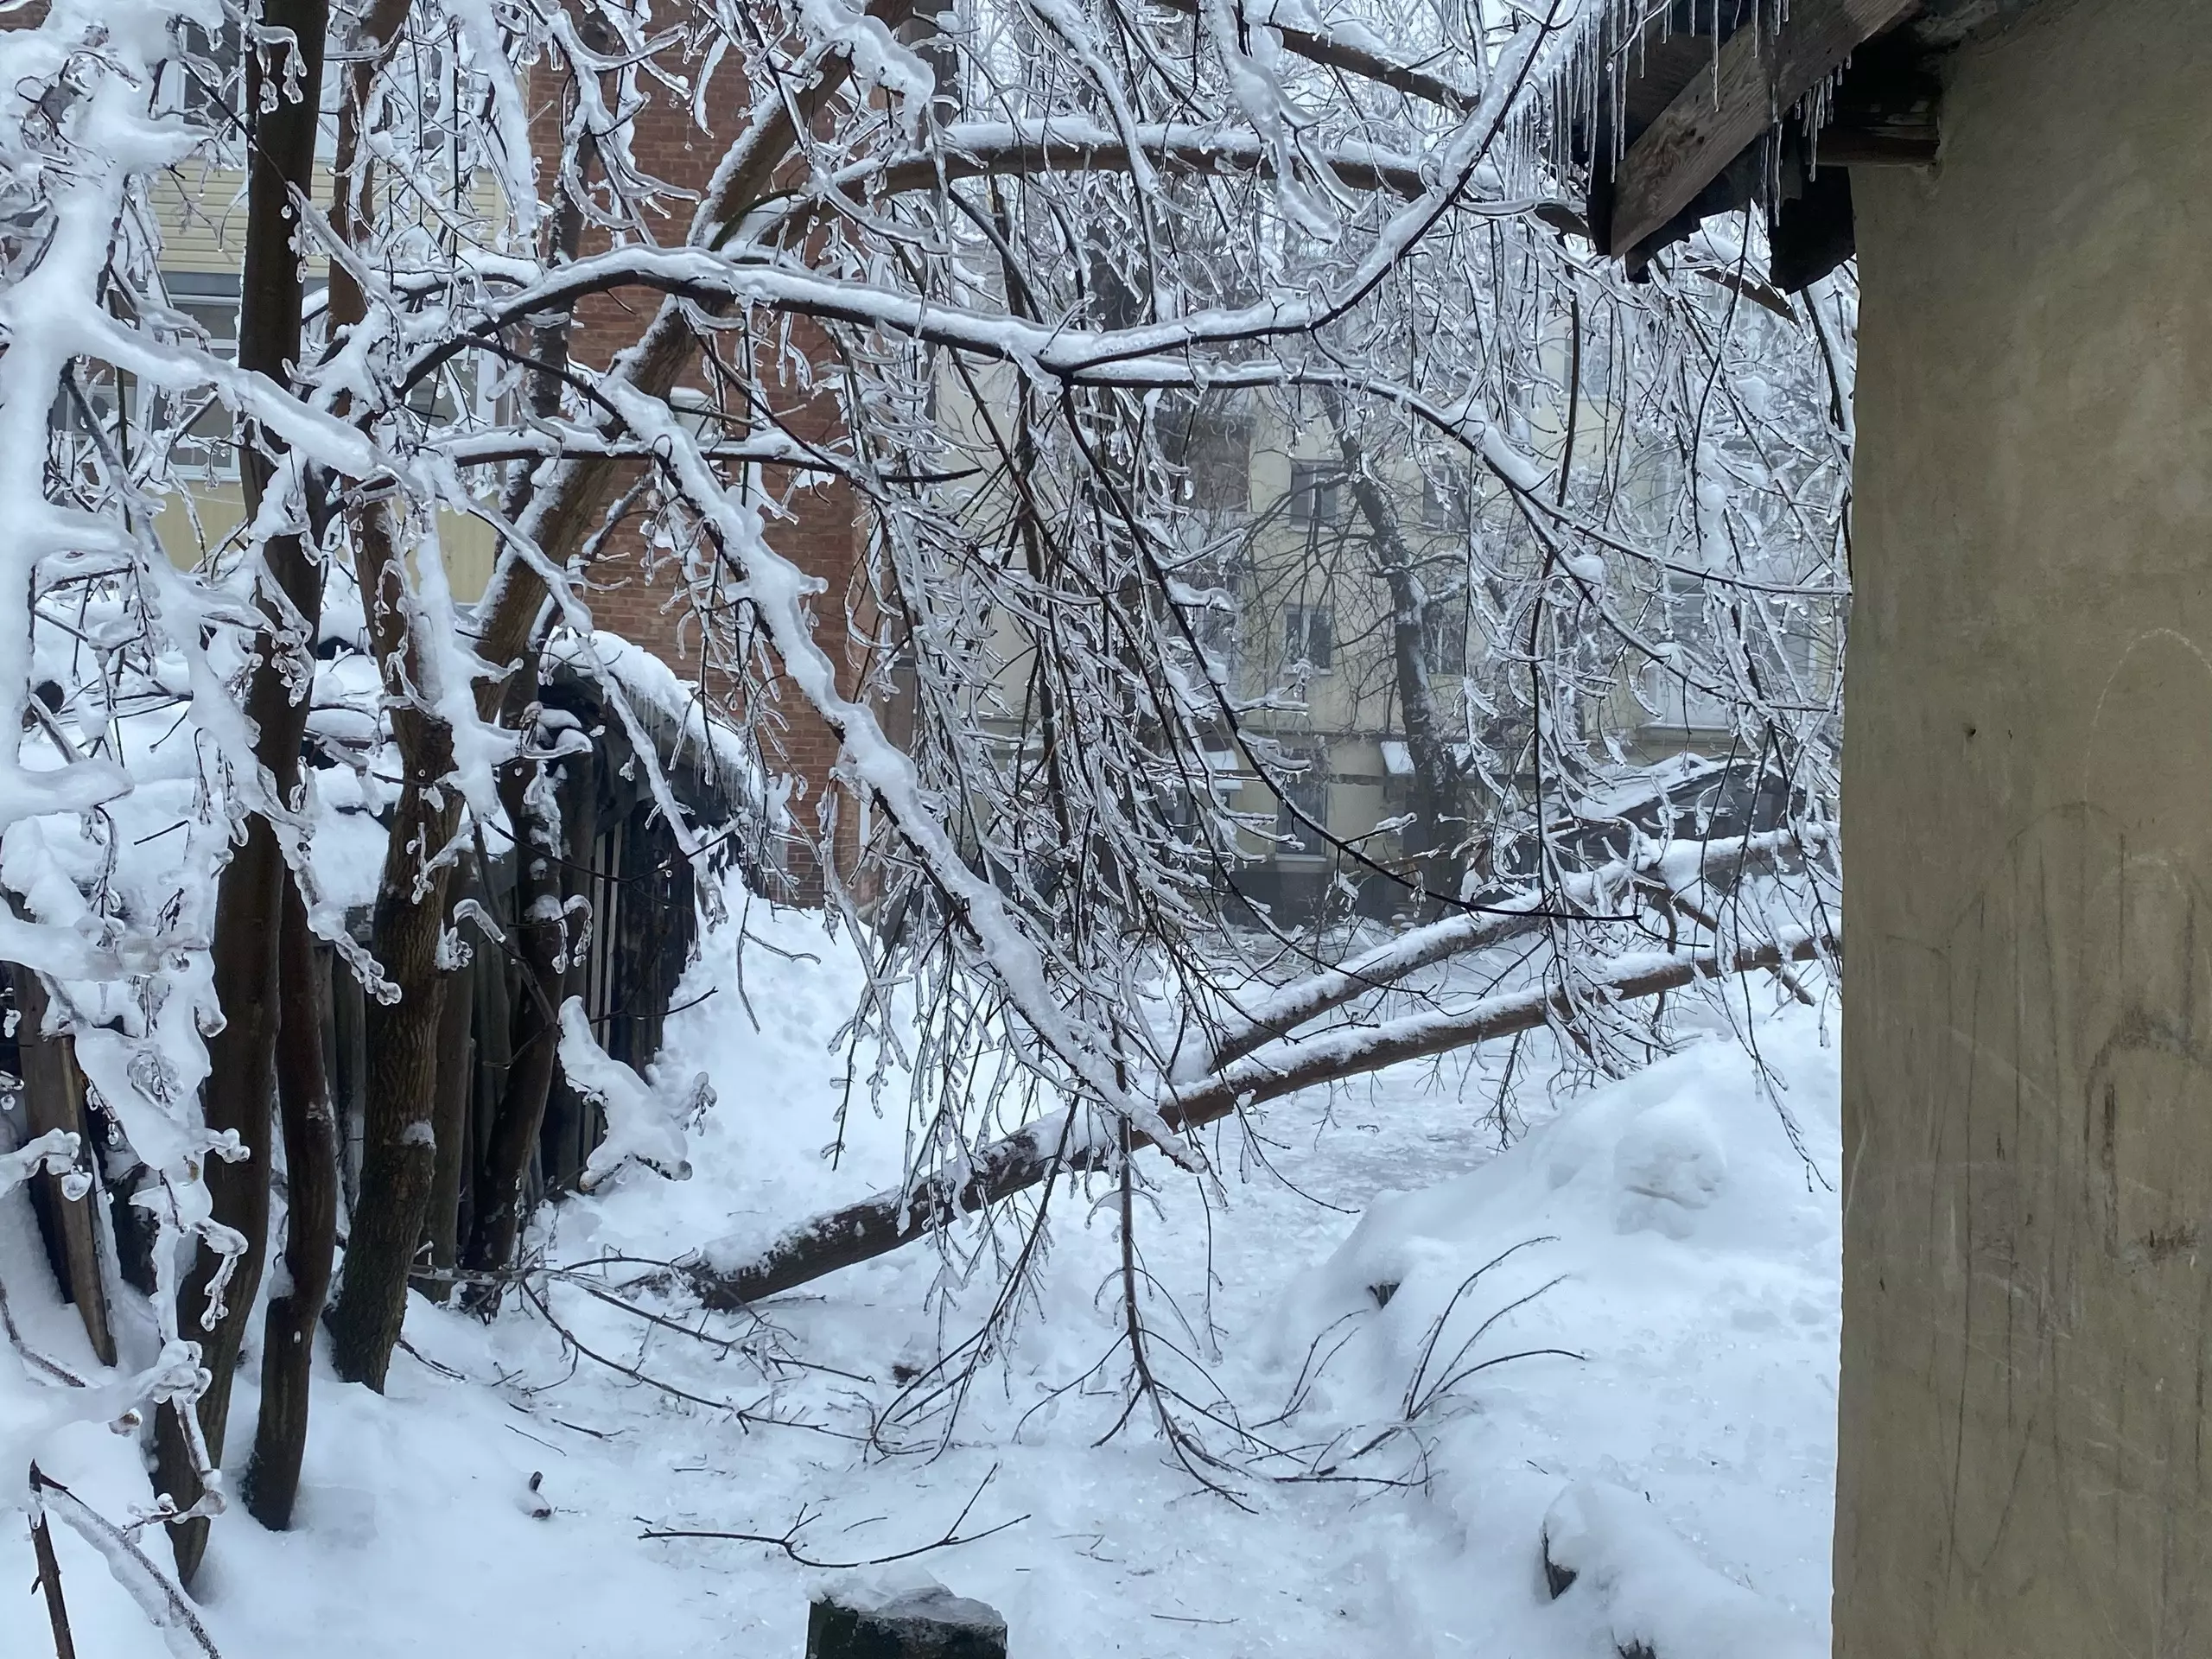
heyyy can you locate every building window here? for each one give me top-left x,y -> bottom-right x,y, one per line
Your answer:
1637,575 -> 1735,734
1162,397 -> 1253,512
1422,598 -> 1469,676
1283,603 -> 1333,672
1192,586 -> 1238,678
1272,752 -> 1330,850
171,17 -> 244,128
1287,460 -> 1339,531
1421,474 -> 1472,531
150,272 -> 241,478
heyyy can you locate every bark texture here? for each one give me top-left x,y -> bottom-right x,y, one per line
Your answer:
420,902 -> 478,1305
242,878 -> 339,1529
154,0 -> 327,1580
461,725 -> 574,1300
323,702 -> 463,1389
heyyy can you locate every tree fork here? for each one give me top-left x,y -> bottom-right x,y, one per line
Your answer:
468,0 -> 913,680
313,0 -> 903,1389
680,931 -> 1833,1311
155,0 -> 328,1582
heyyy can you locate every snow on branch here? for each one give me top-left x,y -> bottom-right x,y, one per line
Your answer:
560,999 -> 698,1192
681,925 -> 1834,1310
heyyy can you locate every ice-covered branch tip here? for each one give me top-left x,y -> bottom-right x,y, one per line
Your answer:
0,1128 -> 81,1201
30,1471 -> 226,1659
678,926 -> 1835,1311
558,998 -> 698,1192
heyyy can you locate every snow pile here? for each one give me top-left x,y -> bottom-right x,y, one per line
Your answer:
5,880 -> 1840,1659
1266,1008 -> 1840,1656
1541,1483 -> 1821,1659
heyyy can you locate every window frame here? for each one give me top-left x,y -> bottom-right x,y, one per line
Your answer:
150,270 -> 244,481
1286,459 -> 1340,532
1282,602 -> 1334,674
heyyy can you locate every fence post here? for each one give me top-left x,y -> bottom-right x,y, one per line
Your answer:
805,1586 -> 1007,1659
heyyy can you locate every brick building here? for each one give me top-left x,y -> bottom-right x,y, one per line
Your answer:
527,41 -> 873,902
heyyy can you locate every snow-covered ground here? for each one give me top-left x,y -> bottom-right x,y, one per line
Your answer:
11,891 -> 1840,1658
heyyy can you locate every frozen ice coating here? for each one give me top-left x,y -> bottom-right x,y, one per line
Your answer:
559,997 -> 699,1192
0,0 -> 1858,1641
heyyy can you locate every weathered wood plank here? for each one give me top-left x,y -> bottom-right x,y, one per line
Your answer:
1610,0 -> 1921,256
9,969 -> 116,1367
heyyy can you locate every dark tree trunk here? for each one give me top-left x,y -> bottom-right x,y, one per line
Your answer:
8,969 -> 115,1365
321,0 -> 895,1380
454,110 -> 594,1295
242,876 -> 339,1529
420,856 -> 479,1305
462,717 -> 579,1300
465,902 -> 516,1249
153,818 -> 284,1580
329,939 -> 369,1217
153,0 -> 327,1580
324,700 -> 463,1391
536,754 -> 600,1198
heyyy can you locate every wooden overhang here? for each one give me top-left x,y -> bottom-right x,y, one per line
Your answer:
1582,0 -> 2046,292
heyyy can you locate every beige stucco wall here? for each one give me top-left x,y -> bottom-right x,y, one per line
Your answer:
1837,1 -> 2212,1652
152,485 -> 499,602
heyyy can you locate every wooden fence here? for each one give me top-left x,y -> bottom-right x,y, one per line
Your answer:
2,658 -> 751,1351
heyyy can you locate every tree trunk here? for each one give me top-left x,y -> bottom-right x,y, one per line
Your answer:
8,969 -> 114,1366
242,875 -> 339,1529
316,0 -> 898,1381
537,755 -> 600,1198
324,702 -> 463,1390
1332,417 -> 1471,916
153,0 -> 327,1580
461,735 -> 574,1300
420,869 -> 479,1306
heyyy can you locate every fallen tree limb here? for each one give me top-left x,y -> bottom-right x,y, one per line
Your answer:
680,927 -> 1833,1311
1200,827 -> 1812,1071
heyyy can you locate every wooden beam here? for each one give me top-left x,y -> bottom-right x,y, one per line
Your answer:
1819,32 -> 1942,164
1906,0 -> 2046,48
8,969 -> 116,1368
1610,0 -> 1921,257
1814,124 -> 1938,165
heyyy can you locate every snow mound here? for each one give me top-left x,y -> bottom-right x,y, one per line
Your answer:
1542,1482 -> 1821,1659
1267,1007 -> 1840,1656
1612,1097 -> 1728,1237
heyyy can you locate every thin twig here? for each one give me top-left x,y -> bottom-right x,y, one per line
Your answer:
637,1465 -> 1029,1568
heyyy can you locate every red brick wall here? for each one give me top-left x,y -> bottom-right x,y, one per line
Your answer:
528,44 -> 871,901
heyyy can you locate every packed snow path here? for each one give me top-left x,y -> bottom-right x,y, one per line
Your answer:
16,907 -> 1839,1658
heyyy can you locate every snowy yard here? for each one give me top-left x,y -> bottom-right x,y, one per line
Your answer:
14,897 -> 1839,1659
1,0 -> 1853,1649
